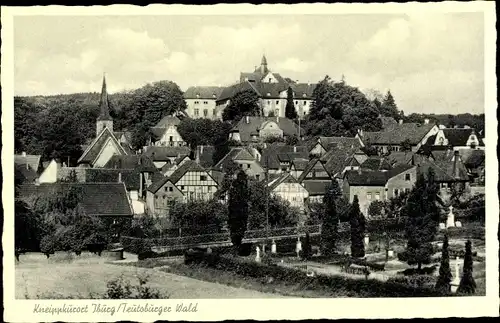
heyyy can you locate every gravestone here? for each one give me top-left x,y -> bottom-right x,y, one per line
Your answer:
388,250 -> 394,258
255,246 -> 261,263
446,205 -> 455,228
271,240 -> 277,254
451,256 -> 461,293
455,221 -> 462,228
364,235 -> 370,246
439,223 -> 446,230
295,238 -> 302,258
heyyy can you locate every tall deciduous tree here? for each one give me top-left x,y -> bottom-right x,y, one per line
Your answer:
435,235 -> 452,293
379,90 -> 400,120
349,195 -> 366,258
321,181 -> 340,256
402,168 -> 441,270
228,170 -> 249,248
222,90 -> 260,121
285,87 -> 298,119
457,240 -> 476,294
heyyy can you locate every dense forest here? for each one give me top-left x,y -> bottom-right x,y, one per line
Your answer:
14,77 -> 485,166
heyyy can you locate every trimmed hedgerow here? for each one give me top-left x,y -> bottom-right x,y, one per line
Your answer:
184,251 -> 448,297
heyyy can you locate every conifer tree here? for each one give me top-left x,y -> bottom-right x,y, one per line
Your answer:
228,170 -> 249,249
403,168 -> 440,270
302,232 -> 312,260
457,240 -> 476,294
349,195 -> 366,258
285,87 -> 298,119
321,181 -> 340,256
380,90 -> 399,119
435,234 -> 452,293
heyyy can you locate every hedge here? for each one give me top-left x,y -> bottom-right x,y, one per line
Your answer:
184,251 -> 448,297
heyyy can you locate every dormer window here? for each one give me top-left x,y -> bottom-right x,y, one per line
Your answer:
302,94 -> 306,98
267,93 -> 271,96
212,94 -> 216,98
196,94 -> 200,99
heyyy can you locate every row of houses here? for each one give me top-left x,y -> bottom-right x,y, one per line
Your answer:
15,74 -> 486,229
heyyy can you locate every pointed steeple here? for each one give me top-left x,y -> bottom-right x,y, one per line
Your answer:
97,74 -> 112,121
260,54 -> 268,74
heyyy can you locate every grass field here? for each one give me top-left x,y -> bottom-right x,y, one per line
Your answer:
15,252 -> 288,299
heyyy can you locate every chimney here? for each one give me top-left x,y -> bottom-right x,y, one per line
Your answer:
118,172 -> 122,183
424,119 -> 430,125
399,119 -> 403,125
276,116 -> 279,123
245,115 -> 250,124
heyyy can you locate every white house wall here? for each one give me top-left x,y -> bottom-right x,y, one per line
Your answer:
38,160 -> 58,183
272,182 -> 309,209
93,138 -> 123,168
176,171 -> 218,201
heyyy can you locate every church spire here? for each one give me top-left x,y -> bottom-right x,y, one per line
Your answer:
97,74 -> 112,121
260,54 -> 268,74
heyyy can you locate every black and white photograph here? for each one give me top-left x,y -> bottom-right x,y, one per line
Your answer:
2,2 -> 498,321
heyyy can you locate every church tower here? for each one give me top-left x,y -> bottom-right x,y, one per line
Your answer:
96,74 -> 113,136
260,54 -> 268,74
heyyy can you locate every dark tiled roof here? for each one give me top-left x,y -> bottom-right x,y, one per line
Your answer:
290,83 -> 316,99
196,145 -> 216,168
153,115 -> 181,128
344,170 -> 388,186
268,172 -> 301,191
417,156 -> 470,182
233,116 -> 303,143
360,157 -> 392,171
261,144 -> 308,170
253,82 -> 288,99
298,158 -> 330,182
457,149 -> 485,168
317,136 -> 363,151
290,158 -> 310,171
302,180 -> 331,196
15,164 -> 38,184
442,128 -> 483,147
217,81 -> 259,102
183,86 -> 225,99
19,183 -> 133,217
169,160 -> 209,184
360,123 -> 436,145
143,146 -> 191,161
14,154 -> 41,172
323,150 -> 361,177
78,127 -> 127,165
103,155 -> 157,173
386,151 -> 415,167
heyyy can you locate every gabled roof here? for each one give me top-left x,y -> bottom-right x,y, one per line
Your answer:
290,158 -> 310,171
233,116 -> 303,143
298,158 -> 330,182
18,183 -> 133,217
252,82 -> 288,99
196,145 -> 216,168
315,136 -> 363,151
441,128 -> 483,147
14,154 -> 41,172
302,180 -> 331,196
290,83 -> 316,99
85,168 -> 140,191
183,86 -> 225,99
386,151 -> 415,167
15,164 -> 38,184
323,150 -> 361,177
153,115 -> 181,128
360,123 -> 436,146
261,144 -> 308,170
217,81 -> 259,102
456,149 -> 485,168
360,157 -> 392,171
143,146 -> 191,161
214,147 -> 257,171
268,172 -> 303,191
344,170 -> 388,186
169,160 -> 211,184
103,155 -> 157,173
417,156 -> 470,182
78,127 -> 128,165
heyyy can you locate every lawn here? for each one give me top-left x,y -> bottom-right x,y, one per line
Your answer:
15,252 -> 287,299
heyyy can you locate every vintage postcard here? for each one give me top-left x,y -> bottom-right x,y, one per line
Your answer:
2,2 -> 498,321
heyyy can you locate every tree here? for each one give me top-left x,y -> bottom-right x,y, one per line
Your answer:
457,240 -> 476,294
222,90 -> 260,121
448,114 -> 456,128
367,200 -> 385,218
402,168 -> 440,270
228,170 -> 249,248
400,139 -> 412,153
285,87 -> 298,119
285,134 -> 299,146
321,181 -> 340,256
379,90 -> 399,119
435,235 -> 452,293
302,232 -> 312,260
349,195 -> 366,258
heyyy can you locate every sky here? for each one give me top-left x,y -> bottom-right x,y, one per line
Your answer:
14,13 -> 485,114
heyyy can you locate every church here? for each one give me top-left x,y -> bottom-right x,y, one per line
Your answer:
77,75 -> 132,168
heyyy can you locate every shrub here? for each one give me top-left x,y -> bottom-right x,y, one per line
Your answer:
104,274 -> 166,299
183,251 -> 448,297
387,275 -> 436,289
398,265 -> 437,276
39,235 -> 57,258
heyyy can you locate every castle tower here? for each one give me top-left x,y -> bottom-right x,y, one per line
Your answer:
260,54 -> 268,74
96,74 -> 113,136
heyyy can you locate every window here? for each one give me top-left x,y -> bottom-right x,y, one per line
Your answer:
394,189 -> 399,196
169,136 -> 173,142
203,109 -> 208,117
203,101 -> 208,105
303,101 -> 307,105
303,111 -> 306,116
194,101 -> 199,104
163,196 -> 166,199
405,174 -> 411,181
295,101 -> 298,105
169,187 -> 173,192
267,100 -> 271,105
247,164 -> 251,169
181,185 -> 185,190
375,192 -> 380,200
207,186 -> 212,192
155,196 -> 158,199
292,197 -> 297,201
256,174 -> 260,181
194,109 -> 199,116
276,100 -> 279,104
269,78 -> 272,82
200,175 -> 207,181
354,194 -> 358,200
367,193 -> 372,200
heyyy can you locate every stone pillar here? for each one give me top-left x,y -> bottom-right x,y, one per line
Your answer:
364,234 -> 370,246
255,246 -> 261,263
446,205 -> 455,228
451,256 -> 461,293
271,240 -> 277,254
295,238 -> 302,258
